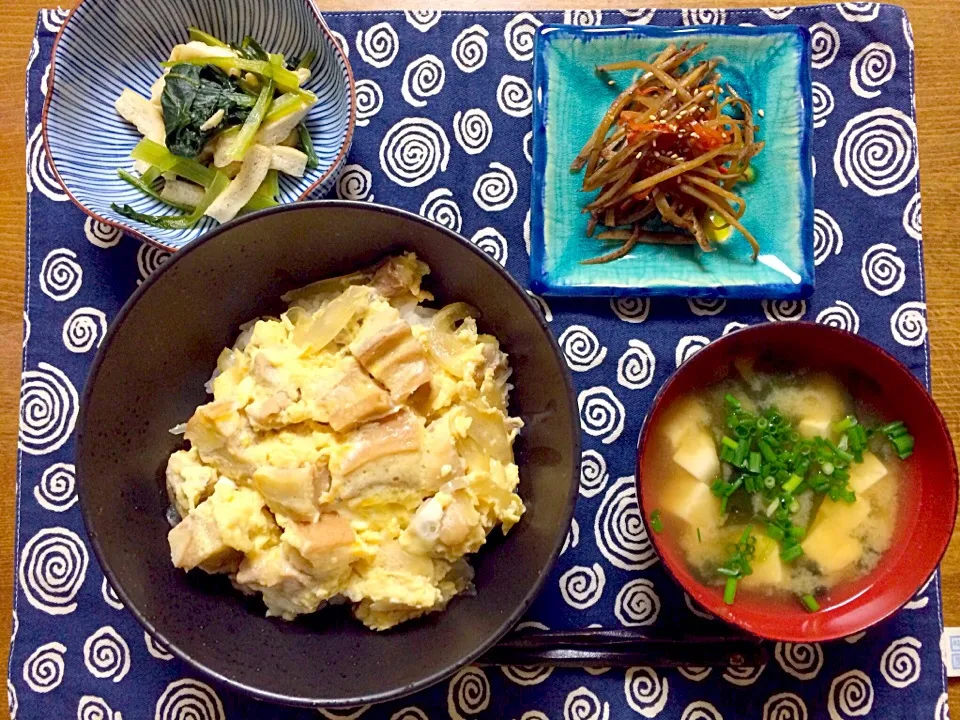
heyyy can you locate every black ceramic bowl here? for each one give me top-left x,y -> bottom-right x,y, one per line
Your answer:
76,201 -> 579,708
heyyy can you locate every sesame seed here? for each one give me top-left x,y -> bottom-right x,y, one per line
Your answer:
706,90 -> 715,98
660,109 -> 669,117
758,109 -> 765,118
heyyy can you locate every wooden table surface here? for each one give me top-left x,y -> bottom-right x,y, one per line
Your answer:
0,0 -> 957,716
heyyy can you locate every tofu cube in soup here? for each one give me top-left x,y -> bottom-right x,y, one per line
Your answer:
660,468 -> 722,529
672,429 -> 720,484
848,451 -> 888,494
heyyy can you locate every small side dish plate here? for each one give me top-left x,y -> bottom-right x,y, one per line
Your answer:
529,24 -> 814,298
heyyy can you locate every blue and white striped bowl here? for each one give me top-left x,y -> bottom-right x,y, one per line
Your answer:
42,0 -> 356,250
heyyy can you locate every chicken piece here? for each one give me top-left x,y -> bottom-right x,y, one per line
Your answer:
349,311 -> 432,401
403,492 -> 484,557
302,356 -> 393,432
166,448 -> 218,517
184,400 -> 242,453
168,505 -> 241,573
252,465 -> 318,522
281,513 -> 356,576
370,253 -> 432,303
269,146 -> 308,177
233,544 -> 327,619
206,144 -> 273,223
244,391 -> 295,429
334,409 -> 423,475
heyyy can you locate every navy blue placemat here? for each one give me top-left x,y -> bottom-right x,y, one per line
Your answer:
12,4 -> 946,719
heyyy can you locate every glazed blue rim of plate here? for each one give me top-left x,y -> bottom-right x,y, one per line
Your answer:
40,0 -> 357,253
529,23 -> 815,298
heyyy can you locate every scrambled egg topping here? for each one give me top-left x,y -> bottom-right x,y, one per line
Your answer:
165,254 -> 525,630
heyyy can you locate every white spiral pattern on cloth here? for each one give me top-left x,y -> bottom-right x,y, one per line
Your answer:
816,301 -> 860,333
23,312 -> 29,348
620,9 -> 656,24
675,335 -> 709,367
40,7 -> 68,32
685,593 -> 716,620
559,563 -> 606,609
935,693 -> 949,720
580,449 -> 609,498
145,632 -> 173,661
524,208 -> 531,254
379,117 -> 450,187
810,22 -> 841,69
688,298 -> 726,317
154,678 -> 225,720
11,609 -> 17,643
27,123 -> 68,202
451,25 -> 488,73
585,666 -> 610,676
615,579 -> 660,627
497,75 -> 533,117
850,43 -> 895,99
678,666 -> 712,681
524,130 -> 533,163
722,664 -> 766,686
337,164 -> 375,202
7,677 -> 16,719
22,641 -> 66,693
578,387 -> 625,445
355,79 -> 383,127
62,307 -> 107,354
78,695 -> 120,720
41,63 -> 51,98
595,476 -> 657,570
681,9 -> 727,25
828,670 -> 873,719
447,667 -> 490,720
504,13 -> 542,62
610,297 -> 650,323
902,192 -> 922,241
469,227 -> 508,266
318,708 -> 370,720
834,108 -> 918,197
419,188 -> 461,232
390,708 -> 428,720
40,248 -> 82,301
723,321 -> 749,336
775,642 -> 824,680
905,573 -> 935,609
762,300 -> 807,322
453,109 -> 492,155
19,527 -> 87,615
617,340 -> 655,390
624,666 -> 668,716
763,693 -> 808,720
356,23 -> 399,69
680,701 -> 723,720
559,325 -> 607,371
564,686 -> 610,720
814,209 -> 844,265
890,301 -> 927,346
903,15 -> 915,50
526,289 -> 552,321
329,29 -> 350,58
561,518 -> 580,555
34,462 -> 76,512
84,217 -> 121,248
19,362 -> 78,456
83,626 -> 130,682
136,244 -> 170,280
861,243 -> 905,296
402,55 -> 445,108
812,82 -> 835,128
473,162 -> 518,211
501,664 -> 554,686
845,632 -> 866,643
837,2 -> 880,22
101,578 -> 123,610
761,7 -> 796,19
879,636 -> 921,688
564,9 -> 603,25
27,35 -> 38,72
404,10 -> 441,32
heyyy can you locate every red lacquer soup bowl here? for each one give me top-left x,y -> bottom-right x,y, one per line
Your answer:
636,322 -> 957,642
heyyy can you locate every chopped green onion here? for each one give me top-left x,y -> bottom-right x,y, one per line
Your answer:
722,436 -> 739,451
787,525 -> 806,540
188,27 -> 230,48
833,416 -> 858,433
822,462 -> 834,476
720,495 -> 729,514
229,78 -> 275,162
763,476 -> 776,489
697,528 -> 702,543
298,124 -> 319,169
801,593 -> 820,612
724,393 -> 741,408
723,577 -> 738,605
748,451 -> 762,474
782,474 -> 802,494
757,439 -> 777,463
780,544 -> 804,563
650,509 -> 663,534
765,523 -> 785,541
878,421 -> 905,435
891,434 -> 914,459
765,498 -> 780,517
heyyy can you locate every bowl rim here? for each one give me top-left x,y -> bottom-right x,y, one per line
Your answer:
634,321 -> 958,642
40,0 -> 358,254
76,199 -> 581,708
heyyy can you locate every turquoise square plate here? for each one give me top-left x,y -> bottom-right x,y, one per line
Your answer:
529,24 -> 814,298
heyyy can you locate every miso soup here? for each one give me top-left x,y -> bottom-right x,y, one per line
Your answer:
645,365 -> 913,611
